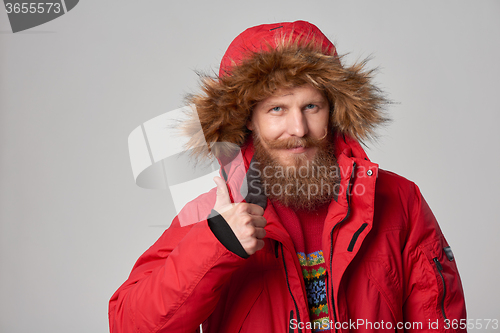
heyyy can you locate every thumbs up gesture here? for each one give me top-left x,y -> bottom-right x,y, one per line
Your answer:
213,176 -> 267,256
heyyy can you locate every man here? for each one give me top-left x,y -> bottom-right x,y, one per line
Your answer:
109,21 -> 466,332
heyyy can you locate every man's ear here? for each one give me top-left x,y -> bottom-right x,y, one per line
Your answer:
246,120 -> 254,131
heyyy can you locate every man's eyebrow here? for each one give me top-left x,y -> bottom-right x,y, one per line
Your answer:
260,99 -> 327,108
260,102 -> 283,109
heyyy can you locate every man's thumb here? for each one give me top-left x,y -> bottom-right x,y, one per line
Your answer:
213,176 -> 232,209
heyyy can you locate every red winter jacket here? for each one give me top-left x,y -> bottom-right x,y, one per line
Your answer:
109,134 -> 466,333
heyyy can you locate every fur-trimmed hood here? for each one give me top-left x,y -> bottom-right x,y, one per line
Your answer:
183,21 -> 388,161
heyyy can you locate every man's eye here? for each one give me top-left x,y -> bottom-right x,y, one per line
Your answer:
270,106 -> 282,112
305,104 -> 317,110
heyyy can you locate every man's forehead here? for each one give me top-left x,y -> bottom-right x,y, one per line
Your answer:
262,85 -> 325,102
268,86 -> 296,97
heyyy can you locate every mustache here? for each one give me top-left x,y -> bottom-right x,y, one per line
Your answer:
262,129 -> 329,150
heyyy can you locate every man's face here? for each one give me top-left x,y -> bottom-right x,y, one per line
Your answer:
248,84 -> 330,165
248,84 -> 338,210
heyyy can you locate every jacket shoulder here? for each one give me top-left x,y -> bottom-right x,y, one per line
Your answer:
372,169 -> 421,232
376,169 -> 447,242
376,169 -> 420,205
377,169 -> 417,194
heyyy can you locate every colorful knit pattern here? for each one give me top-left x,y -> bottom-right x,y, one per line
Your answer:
297,250 -> 330,332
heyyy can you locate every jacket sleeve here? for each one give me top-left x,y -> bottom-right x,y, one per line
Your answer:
108,216 -> 247,333
402,184 -> 467,332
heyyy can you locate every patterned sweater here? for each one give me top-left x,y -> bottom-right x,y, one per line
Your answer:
274,202 -> 331,333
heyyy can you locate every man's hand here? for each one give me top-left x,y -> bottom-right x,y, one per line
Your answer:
213,176 -> 267,255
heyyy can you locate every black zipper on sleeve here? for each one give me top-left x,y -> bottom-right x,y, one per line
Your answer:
433,257 -> 448,320
329,162 -> 356,333
281,243 -> 302,333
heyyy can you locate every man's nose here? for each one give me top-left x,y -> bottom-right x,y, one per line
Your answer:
286,108 -> 308,137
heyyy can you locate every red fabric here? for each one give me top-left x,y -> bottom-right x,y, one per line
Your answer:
219,21 -> 337,77
274,202 -> 331,332
273,201 -> 329,255
108,134 -> 467,333
296,204 -> 329,255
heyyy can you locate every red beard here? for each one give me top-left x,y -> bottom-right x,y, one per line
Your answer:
252,132 -> 340,211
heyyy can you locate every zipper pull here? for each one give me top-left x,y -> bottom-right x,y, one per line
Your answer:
433,257 -> 443,271
351,162 -> 356,178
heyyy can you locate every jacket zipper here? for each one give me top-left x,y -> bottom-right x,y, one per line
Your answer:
281,243 -> 302,333
329,162 -> 356,333
289,310 -> 294,333
433,257 -> 448,320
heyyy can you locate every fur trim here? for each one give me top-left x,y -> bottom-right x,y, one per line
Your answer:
182,39 -> 388,161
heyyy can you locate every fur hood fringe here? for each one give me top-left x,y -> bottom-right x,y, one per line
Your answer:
182,24 -> 389,162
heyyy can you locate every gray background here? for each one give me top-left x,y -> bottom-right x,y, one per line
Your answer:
1,1 -> 499,332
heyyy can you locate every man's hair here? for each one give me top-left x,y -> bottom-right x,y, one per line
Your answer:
182,23 -> 388,161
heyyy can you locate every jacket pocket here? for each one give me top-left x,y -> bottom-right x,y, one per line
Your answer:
419,237 -> 466,331
432,257 -> 447,320
365,258 -> 403,327
223,270 -> 264,332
